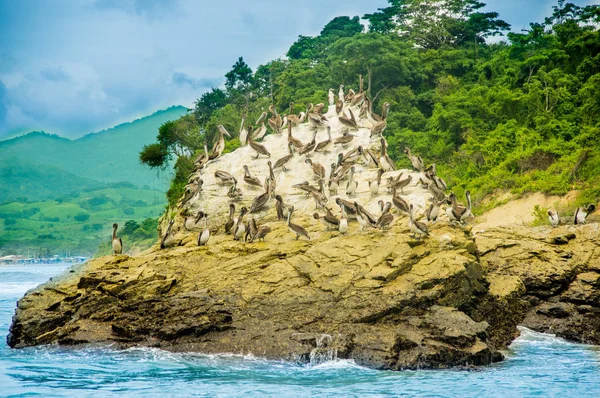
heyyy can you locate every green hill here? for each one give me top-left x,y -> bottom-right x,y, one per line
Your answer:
0,106 -> 187,202
0,106 -> 187,256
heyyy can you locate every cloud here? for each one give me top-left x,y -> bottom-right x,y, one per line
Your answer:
93,0 -> 182,19
172,72 -> 217,90
40,67 -> 70,82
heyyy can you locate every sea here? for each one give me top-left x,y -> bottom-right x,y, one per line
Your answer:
1,263 -> 600,397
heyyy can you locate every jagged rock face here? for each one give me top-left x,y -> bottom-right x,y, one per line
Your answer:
8,218 -> 600,369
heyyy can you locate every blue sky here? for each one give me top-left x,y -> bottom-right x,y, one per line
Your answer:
0,0 -> 595,139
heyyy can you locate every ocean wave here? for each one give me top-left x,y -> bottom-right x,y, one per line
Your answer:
0,282 -> 41,297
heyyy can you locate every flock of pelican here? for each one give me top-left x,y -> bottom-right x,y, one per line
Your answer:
110,76 -> 596,254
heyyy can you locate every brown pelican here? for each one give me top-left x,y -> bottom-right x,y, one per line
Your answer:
287,123 -> 303,149
299,130 -> 318,155
287,206 -> 310,240
354,201 -> 370,230
314,126 -> 333,152
112,223 -> 123,254
233,207 -> 248,241
308,111 -> 327,129
293,180 -> 320,195
389,175 -> 412,194
409,204 -> 429,239
363,148 -> 380,168
268,104 -> 283,133
337,198 -> 358,220
338,85 -> 345,103
548,210 -> 559,227
334,132 -> 356,148
248,135 -> 271,159
273,143 -> 294,171
328,163 -> 340,195
243,165 -> 263,188
313,211 -> 340,231
425,198 -> 445,222
379,138 -> 396,171
210,125 -> 231,159
180,177 -> 203,207
338,110 -> 358,131
345,88 -> 356,103
460,191 -> 473,223
328,89 -> 335,106
225,204 -> 236,234
371,120 -> 386,138
314,103 -> 325,115
197,215 -> 210,246
391,186 -> 410,214
335,99 -> 343,114
305,159 -> 326,180
253,114 -> 268,140
267,161 -> 276,194
227,178 -> 243,199
574,204 -> 595,225
339,205 -> 348,235
239,114 -> 249,146
311,180 -> 328,209
345,167 -> 358,196
250,178 -> 272,213
245,216 -> 258,242
381,102 -> 391,120
275,195 -> 289,221
404,147 -> 424,172
185,210 -> 205,231
160,219 -> 175,249
369,169 -> 385,195
375,202 -> 394,229
250,223 -> 272,242
446,193 -> 467,223
215,170 -> 236,184
342,146 -> 363,164
194,141 -> 210,169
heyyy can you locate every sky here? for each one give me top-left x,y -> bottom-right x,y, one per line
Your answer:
0,0 -> 596,140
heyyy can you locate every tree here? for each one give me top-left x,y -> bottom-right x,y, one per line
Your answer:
194,88 -> 228,125
225,57 -> 253,91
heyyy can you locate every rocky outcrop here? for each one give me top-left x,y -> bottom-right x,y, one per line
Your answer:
9,219 -> 600,369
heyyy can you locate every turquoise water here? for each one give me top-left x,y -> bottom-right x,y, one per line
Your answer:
1,264 -> 600,397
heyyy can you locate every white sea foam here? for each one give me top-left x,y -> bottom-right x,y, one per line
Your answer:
0,282 -> 40,297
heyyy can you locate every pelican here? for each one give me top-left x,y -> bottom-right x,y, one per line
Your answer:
328,163 -> 340,195
211,125 -> 231,159
287,206 -> 310,240
335,99 -> 343,114
409,204 -> 429,239
112,223 -> 122,254
185,211 -> 205,231
239,114 -> 249,146
313,212 -> 340,231
460,191 -> 473,223
345,88 -> 355,103
198,215 -> 210,246
548,210 -> 559,227
342,146 -> 363,164
215,170 -> 236,184
369,169 -> 385,195
275,195 -> 289,221
248,135 -> 271,159
308,111 -> 327,129
311,180 -> 328,209
404,147 -> 425,172
425,198 -> 445,222
314,126 -> 333,152
363,148 -> 380,168
446,193 -> 467,223
345,166 -> 358,196
180,177 -> 203,207
273,143 -> 294,171
245,216 -> 258,242
227,179 -> 243,199
267,161 -> 276,194
334,132 -> 356,147
371,120 -> 386,138
305,159 -> 326,180
287,123 -> 303,149
225,204 -> 236,234
338,84 -> 345,103
389,175 -> 412,194
250,224 -> 272,242
328,88 -> 335,105
337,198 -> 358,220
339,205 -> 348,235
299,130 -> 318,155
574,204 -> 596,225
338,110 -> 358,131
243,165 -> 263,188
354,201 -> 370,230
233,207 -> 248,240
194,141 -> 210,169
379,138 -> 396,171
160,219 -> 175,249
391,187 -> 410,214
381,102 -> 391,120
250,178 -> 272,213
375,202 -> 394,229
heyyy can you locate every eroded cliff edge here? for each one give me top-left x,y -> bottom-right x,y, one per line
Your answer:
7,221 -> 600,370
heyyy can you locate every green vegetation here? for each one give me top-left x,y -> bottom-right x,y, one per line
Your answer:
140,0 -> 600,210
0,187 -> 165,257
0,107 -> 186,256
95,218 -> 159,257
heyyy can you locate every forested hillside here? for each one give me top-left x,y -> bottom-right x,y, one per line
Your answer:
141,0 -> 600,209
